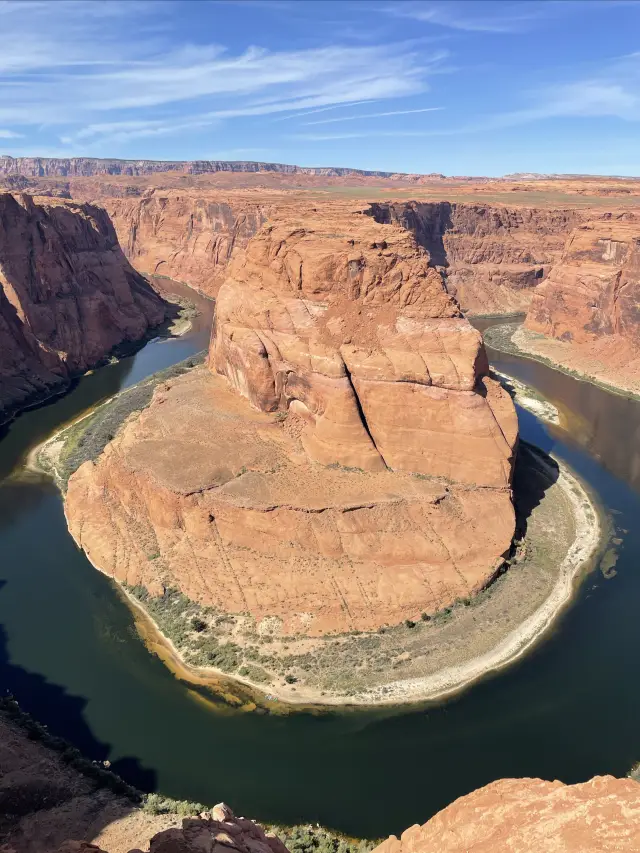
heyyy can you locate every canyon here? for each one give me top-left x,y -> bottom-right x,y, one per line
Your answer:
0,193 -> 167,424
2,160 -> 640,852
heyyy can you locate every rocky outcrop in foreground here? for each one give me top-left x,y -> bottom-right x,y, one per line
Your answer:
52,777 -> 640,853
375,776 -> 640,853
65,206 -> 517,641
0,193 -> 166,422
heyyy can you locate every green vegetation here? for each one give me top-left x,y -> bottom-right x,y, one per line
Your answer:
41,351 -> 206,489
271,825 -> 377,853
142,793 -> 206,816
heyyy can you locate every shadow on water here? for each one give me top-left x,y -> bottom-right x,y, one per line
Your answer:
0,578 -> 156,793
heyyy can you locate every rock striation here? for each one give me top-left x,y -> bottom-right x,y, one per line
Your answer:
106,193 -> 583,312
525,218 -> 640,357
212,208 -> 517,485
373,776 -> 640,853
0,193 -> 166,422
369,202 -> 580,315
0,156 -> 401,179
106,192 -> 272,296
65,207 -> 517,637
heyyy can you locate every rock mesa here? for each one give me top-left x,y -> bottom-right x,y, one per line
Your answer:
65,208 -> 517,637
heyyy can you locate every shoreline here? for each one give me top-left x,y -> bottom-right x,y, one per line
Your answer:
37,428 -> 604,709
485,322 -> 640,402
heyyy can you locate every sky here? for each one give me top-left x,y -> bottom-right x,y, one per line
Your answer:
1,0 -> 640,176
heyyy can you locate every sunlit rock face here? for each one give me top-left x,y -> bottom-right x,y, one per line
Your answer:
372,776 -> 640,853
212,207 -> 517,488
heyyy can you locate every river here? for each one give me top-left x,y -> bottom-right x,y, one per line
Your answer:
1,297 -> 639,840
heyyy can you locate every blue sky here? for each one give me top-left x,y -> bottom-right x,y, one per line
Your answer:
1,0 -> 640,176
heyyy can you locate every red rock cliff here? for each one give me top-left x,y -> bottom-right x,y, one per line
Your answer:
369,202 -> 581,315
525,217 -> 640,346
106,192 -> 272,296
0,193 -> 166,422
64,206 -> 517,638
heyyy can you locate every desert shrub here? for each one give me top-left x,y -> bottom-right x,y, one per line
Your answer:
143,793 -> 206,816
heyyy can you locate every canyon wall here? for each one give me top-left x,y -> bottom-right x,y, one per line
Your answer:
0,193 -> 166,422
105,193 -> 583,312
105,193 -> 272,296
513,215 -> 640,391
0,156 -> 400,179
369,202 -> 581,315
525,217 -> 640,346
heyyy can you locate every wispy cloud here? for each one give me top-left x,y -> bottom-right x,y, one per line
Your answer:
292,129 -> 446,141
270,101 -> 380,122
488,53 -> 640,129
0,129 -> 22,139
0,0 -> 448,154
381,1 -> 542,33
303,106 -> 443,125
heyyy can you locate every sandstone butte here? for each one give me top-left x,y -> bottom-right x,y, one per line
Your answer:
47,777 -> 640,853
0,192 -> 167,423
64,206 -> 518,637
524,215 -> 640,384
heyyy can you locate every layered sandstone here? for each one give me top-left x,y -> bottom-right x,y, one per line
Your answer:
106,193 -> 272,296
526,218 -> 640,342
65,208 -> 517,638
212,209 -> 517,485
0,156 -> 400,179
0,193 -> 167,422
373,776 -> 640,853
370,202 -> 581,315
107,193 -> 583,312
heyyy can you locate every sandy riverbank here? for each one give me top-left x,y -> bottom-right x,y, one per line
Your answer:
485,323 -> 640,401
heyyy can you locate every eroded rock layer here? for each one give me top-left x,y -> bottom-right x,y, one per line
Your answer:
212,208 -> 517,486
373,776 -> 640,853
65,208 -> 517,636
525,217 -> 640,363
369,202 -> 581,315
0,193 -> 166,422
106,192 -> 585,313
106,192 -> 272,296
